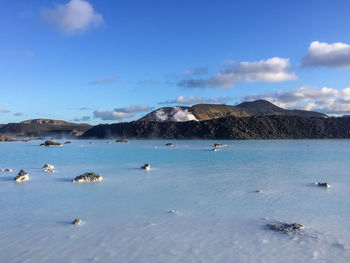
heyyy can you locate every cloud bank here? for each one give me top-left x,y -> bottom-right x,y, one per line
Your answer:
94,105 -> 152,121
89,76 -> 117,86
42,0 -> 103,34
159,95 -> 232,105
73,116 -> 91,122
302,41 -> 350,68
0,108 -> 10,113
179,57 -> 297,88
245,86 -> 350,115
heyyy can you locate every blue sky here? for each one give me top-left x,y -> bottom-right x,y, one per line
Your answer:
1,0 -> 350,124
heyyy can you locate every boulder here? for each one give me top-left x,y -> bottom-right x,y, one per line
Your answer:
1,168 -> 12,172
212,147 -> 218,151
64,141 -> 72,144
43,164 -> 55,173
141,164 -> 150,170
14,170 -> 29,182
116,139 -> 128,143
268,222 -> 304,232
165,143 -> 173,146
214,143 -> 227,147
314,182 -> 330,188
72,218 -> 83,225
40,139 -> 62,147
72,172 -> 103,183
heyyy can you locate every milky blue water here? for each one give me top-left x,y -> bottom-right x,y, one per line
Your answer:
0,140 -> 350,262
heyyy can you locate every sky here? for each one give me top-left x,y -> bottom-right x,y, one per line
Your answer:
1,0 -> 350,124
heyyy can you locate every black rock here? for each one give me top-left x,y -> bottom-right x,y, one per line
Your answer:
268,222 -> 304,232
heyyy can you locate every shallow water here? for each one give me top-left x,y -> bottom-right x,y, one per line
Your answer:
0,139 -> 350,262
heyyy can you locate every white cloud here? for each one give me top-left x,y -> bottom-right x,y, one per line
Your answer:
42,0 -> 103,35
179,57 -> 297,88
302,41 -> 350,68
245,86 -> 350,115
89,76 -> 117,85
73,116 -> 91,122
0,108 -> 10,113
94,105 -> 153,121
159,95 -> 232,105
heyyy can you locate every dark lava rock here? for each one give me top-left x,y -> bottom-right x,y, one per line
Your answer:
14,169 -> 29,182
72,218 -> 83,225
72,172 -> 103,182
214,143 -> 227,147
40,139 -> 62,146
314,182 -> 330,188
165,143 -> 173,146
268,222 -> 304,232
141,164 -> 150,170
116,139 -> 128,143
64,141 -> 72,144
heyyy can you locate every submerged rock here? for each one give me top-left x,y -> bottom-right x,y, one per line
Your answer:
214,143 -> 227,147
168,210 -> 177,214
64,141 -> 72,144
268,222 -> 304,232
43,164 -> 55,173
141,164 -> 150,170
72,172 -> 103,183
72,218 -> 83,225
116,139 -> 128,143
314,182 -> 331,188
1,168 -> 12,172
165,143 -> 173,146
212,147 -> 218,151
40,139 -> 62,147
14,169 -> 29,182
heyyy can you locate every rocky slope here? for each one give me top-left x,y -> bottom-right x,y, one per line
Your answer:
82,115 -> 350,140
139,100 -> 326,122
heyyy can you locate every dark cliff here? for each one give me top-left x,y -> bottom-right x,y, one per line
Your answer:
82,115 -> 350,140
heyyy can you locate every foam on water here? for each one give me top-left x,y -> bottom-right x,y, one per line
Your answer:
0,140 -> 350,262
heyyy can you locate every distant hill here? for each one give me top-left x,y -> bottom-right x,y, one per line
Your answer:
82,115 -> 350,140
139,100 -> 326,122
0,119 -> 92,137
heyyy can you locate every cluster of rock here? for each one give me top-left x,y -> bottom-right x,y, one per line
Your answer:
268,222 -> 304,233
40,139 -> 62,147
1,168 -> 12,172
72,172 -> 103,183
14,170 -> 29,182
116,139 -> 128,143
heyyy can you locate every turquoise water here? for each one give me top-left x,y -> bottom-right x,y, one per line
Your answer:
0,140 -> 350,262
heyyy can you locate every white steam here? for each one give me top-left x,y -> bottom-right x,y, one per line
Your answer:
155,107 -> 198,122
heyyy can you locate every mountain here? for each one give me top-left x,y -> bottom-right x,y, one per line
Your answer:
0,119 -> 92,138
82,115 -> 350,140
139,100 -> 326,122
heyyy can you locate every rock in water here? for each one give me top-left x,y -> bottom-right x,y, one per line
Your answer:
64,141 -> 72,144
14,170 -> 29,182
43,164 -> 55,173
72,172 -> 103,183
212,147 -> 218,151
40,139 -> 62,147
141,164 -> 150,170
72,218 -> 83,225
116,139 -> 128,143
165,143 -> 173,146
268,222 -> 304,232
214,143 -> 227,147
314,182 -> 331,188
1,168 -> 12,172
